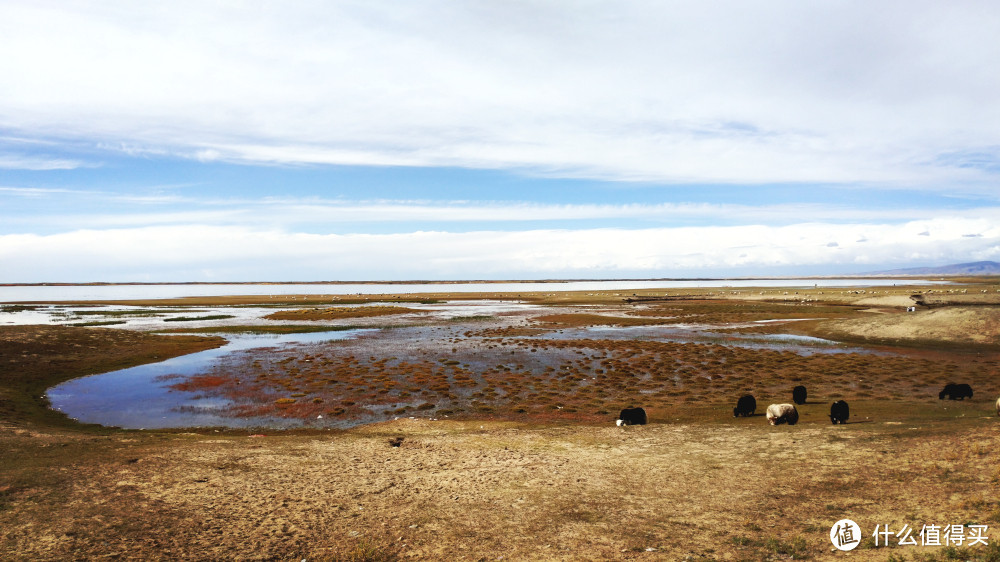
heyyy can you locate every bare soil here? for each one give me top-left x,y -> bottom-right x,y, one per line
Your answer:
817,307 -> 1000,347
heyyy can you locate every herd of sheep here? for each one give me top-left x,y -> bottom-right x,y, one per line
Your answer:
616,383 -> 1000,426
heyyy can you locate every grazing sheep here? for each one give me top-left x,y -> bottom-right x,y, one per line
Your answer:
617,407 -> 647,426
829,400 -> 849,424
733,394 -> 756,417
939,383 -> 973,400
766,403 -> 799,426
792,385 -> 807,405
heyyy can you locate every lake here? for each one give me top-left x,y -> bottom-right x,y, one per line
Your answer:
0,278 -> 941,302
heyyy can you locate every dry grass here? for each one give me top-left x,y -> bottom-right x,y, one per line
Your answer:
816,306 -> 1000,348
2,418 -> 999,560
3,280 -> 1000,559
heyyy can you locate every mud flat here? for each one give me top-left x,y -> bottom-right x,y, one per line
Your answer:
2,279 -> 1000,560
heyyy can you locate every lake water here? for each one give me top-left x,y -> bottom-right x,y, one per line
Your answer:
0,278 -> 941,302
46,330 -> 372,429
0,300 -> 545,329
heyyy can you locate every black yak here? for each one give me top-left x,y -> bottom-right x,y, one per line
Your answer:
792,385 -> 807,405
733,394 -> 756,417
939,383 -> 973,400
829,400 -> 849,424
617,407 -> 647,426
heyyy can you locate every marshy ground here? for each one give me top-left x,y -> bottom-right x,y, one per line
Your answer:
2,280 -> 1000,560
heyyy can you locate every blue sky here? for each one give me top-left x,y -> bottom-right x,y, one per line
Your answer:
1,2 -> 999,282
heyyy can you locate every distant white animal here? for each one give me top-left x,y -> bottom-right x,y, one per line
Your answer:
766,403 -> 799,426
996,396 -> 1000,416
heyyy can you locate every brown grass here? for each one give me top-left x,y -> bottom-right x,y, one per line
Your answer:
265,305 -> 427,321
3,281 -> 1000,559
815,306 -> 1000,348
3,417 -> 999,560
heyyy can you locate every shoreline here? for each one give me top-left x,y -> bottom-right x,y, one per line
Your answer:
0,279 -> 972,307
0,273 -> 985,288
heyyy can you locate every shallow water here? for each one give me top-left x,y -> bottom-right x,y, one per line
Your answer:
0,301 -> 522,329
529,324 -> 871,355
40,300 -> 886,430
46,330 -> 372,429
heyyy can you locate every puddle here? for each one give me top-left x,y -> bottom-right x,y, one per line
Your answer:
1,304 -> 268,329
46,329 -> 373,429
406,299 -> 546,317
526,324 -> 871,355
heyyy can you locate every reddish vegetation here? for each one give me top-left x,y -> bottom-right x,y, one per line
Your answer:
143,290 -> 1000,426
169,375 -> 228,391
180,327 -> 1000,426
264,305 -> 426,321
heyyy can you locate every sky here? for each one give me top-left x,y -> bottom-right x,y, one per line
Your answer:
1,1 -> 999,282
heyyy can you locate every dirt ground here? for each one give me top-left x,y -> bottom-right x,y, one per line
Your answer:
2,280 -> 1000,561
817,307 -> 1000,347
3,412 -> 999,561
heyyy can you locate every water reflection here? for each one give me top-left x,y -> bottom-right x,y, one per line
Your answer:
533,324 -> 876,355
46,330 -> 371,429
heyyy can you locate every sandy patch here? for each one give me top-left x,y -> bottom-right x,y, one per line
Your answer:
853,295 -> 918,307
819,306 -> 1000,346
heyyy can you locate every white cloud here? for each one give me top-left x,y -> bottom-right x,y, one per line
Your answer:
0,154 -> 86,170
0,186 -> 88,196
1,219 -> 996,282
2,2 -> 999,188
6,194 -> 1000,231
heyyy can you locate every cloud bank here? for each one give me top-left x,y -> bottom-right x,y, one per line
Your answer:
2,2 -> 999,189
2,218 -> 997,282
3,2 -> 999,282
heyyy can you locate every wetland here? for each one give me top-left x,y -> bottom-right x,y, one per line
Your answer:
2,279 -> 1000,560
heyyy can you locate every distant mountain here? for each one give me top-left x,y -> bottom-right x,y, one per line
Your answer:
866,261 -> 1000,276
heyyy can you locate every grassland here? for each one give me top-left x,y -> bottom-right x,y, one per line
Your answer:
2,279 -> 1000,560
